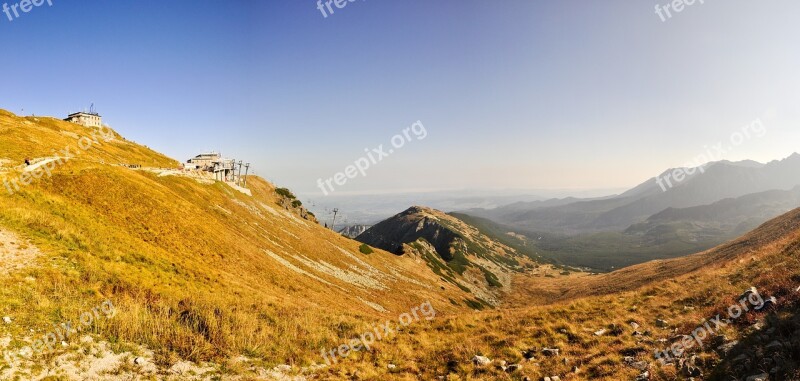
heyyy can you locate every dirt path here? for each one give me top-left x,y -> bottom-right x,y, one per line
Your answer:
0,228 -> 40,276
22,157 -> 61,173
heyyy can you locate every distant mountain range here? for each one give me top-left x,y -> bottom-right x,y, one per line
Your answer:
626,185 -> 800,240
458,154 -> 800,270
468,154 -> 800,234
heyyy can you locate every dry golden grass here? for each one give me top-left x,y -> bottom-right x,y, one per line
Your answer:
0,110 -> 467,376
1,108 -> 799,380
316,209 -> 800,380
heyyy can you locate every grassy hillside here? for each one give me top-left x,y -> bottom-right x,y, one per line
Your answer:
2,109 -> 799,380
336,208 -> 800,380
0,110 -> 177,169
0,110 -> 471,379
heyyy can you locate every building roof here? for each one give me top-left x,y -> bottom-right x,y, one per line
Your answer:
192,152 -> 220,159
67,111 -> 101,118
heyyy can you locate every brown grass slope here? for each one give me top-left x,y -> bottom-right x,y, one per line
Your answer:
355,208 -> 800,380
0,109 -> 474,377
0,109 -> 177,168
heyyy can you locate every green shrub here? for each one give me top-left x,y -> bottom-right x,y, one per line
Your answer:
463,298 -> 485,310
358,243 -> 373,255
275,187 -> 296,199
481,267 -> 503,288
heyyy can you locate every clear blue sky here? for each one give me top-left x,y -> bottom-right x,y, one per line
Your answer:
1,0 -> 798,196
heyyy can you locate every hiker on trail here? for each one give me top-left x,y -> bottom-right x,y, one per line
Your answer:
24,158 -> 30,166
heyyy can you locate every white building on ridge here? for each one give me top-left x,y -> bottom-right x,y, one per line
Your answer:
65,105 -> 103,128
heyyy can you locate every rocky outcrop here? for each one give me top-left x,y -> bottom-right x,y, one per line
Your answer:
274,187 -> 317,222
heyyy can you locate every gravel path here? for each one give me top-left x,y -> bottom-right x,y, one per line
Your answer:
0,228 -> 39,276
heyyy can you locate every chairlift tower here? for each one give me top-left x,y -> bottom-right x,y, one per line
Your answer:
330,208 -> 339,231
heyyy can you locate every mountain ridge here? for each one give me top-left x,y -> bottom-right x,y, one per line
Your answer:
355,205 -> 544,306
